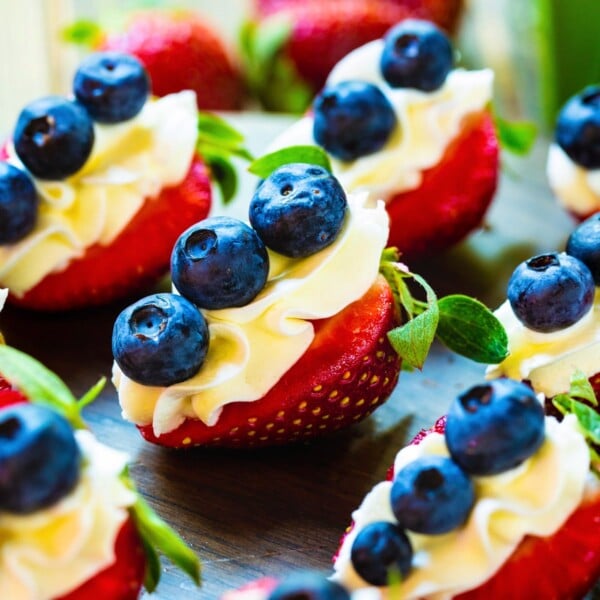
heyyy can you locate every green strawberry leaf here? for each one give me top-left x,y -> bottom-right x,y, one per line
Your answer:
252,15 -> 293,66
198,113 -> 250,157
124,477 -> 201,591
0,345 -> 99,429
78,376 -> 107,410
248,145 -> 332,179
494,114 -> 538,156
61,20 -> 104,48
436,295 -> 509,364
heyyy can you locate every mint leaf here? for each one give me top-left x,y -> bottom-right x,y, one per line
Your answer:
436,295 -> 509,364
127,486 -> 201,589
495,114 -> 537,156
61,20 -> 103,48
552,393 -> 572,416
201,149 -> 238,205
572,401 -> 600,445
253,15 -> 292,66
568,369 -> 597,406
248,146 -> 332,179
140,537 -> 162,592
0,345 -> 86,428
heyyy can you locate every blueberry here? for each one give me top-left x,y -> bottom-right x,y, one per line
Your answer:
171,216 -> 269,310
112,292 -> 209,386
350,521 -> 413,586
249,164 -> 347,258
74,51 -> 150,124
507,252 -> 595,332
0,162 -> 38,244
555,85 -> 600,168
566,213 -> 600,285
268,572 -> 350,600
13,96 -> 94,180
0,404 -> 81,514
380,19 -> 453,91
313,81 -> 397,161
445,378 -> 545,476
390,455 -> 474,534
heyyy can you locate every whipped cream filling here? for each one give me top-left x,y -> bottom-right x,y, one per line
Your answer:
332,415 -> 590,599
268,40 -> 493,202
0,288 -> 7,311
547,143 -> 600,216
113,193 -> 389,436
0,430 -> 137,600
486,292 -> 600,397
0,91 -> 198,296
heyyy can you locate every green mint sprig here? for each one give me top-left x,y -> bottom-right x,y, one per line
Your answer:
121,469 -> 201,592
248,145 -> 332,179
552,370 -> 600,476
494,112 -> 538,156
61,19 -> 104,48
0,344 -> 103,429
197,112 -> 254,205
380,248 -> 509,369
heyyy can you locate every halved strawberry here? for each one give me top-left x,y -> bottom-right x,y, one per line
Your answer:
386,110 -> 499,261
57,517 -> 146,600
9,155 -> 211,312
139,274 -> 401,448
0,375 -> 27,409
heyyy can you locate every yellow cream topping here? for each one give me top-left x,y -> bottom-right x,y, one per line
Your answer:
268,40 -> 493,202
113,192 -> 389,435
333,415 -> 590,599
0,430 -> 137,600
0,91 -> 198,296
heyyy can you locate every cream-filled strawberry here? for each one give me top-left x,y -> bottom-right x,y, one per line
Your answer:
0,51 -> 216,311
266,19 -> 498,260
111,161 -> 508,449
0,344 -> 199,600
332,378 -> 600,599
547,85 -> 600,220
487,220 -> 600,404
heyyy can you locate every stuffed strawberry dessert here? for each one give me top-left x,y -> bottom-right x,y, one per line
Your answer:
111,159 -> 507,449
547,85 -> 600,220
0,50 -> 214,311
266,19 -> 499,260
331,378 -> 600,598
0,344 -> 200,599
487,216 -> 600,405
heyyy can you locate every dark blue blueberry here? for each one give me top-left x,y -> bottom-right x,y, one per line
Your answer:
350,521 -> 413,586
507,252 -> 595,332
171,216 -> 269,310
268,572 -> 350,600
390,455 -> 474,534
313,80 -> 397,161
73,51 -> 150,124
555,85 -> 600,168
0,162 -> 38,244
0,404 -> 81,514
380,19 -> 453,91
112,292 -> 209,386
566,212 -> 600,285
445,378 -> 545,476
13,96 -> 94,180
249,163 -> 347,258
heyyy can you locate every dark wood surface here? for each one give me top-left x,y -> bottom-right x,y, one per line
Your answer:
0,117 -> 580,599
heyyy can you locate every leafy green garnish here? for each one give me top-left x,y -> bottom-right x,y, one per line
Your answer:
0,345 -> 104,429
239,17 -> 313,114
61,19 -> 104,48
197,112 -> 254,205
494,114 -> 538,156
380,249 -> 509,369
248,145 -> 332,179
122,471 -> 201,592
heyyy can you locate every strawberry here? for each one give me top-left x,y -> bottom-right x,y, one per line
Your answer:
386,111 -> 499,261
9,155 -> 211,312
99,10 -> 245,111
138,274 -> 402,448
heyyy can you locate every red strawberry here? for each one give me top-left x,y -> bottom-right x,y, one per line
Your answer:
0,375 -> 27,409
100,10 -> 245,111
139,274 -> 401,448
9,155 -> 211,312
57,517 -> 146,600
386,110 -> 499,261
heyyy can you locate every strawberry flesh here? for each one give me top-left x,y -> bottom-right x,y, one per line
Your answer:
386,111 -> 499,261
10,155 -> 211,311
139,275 -> 401,448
